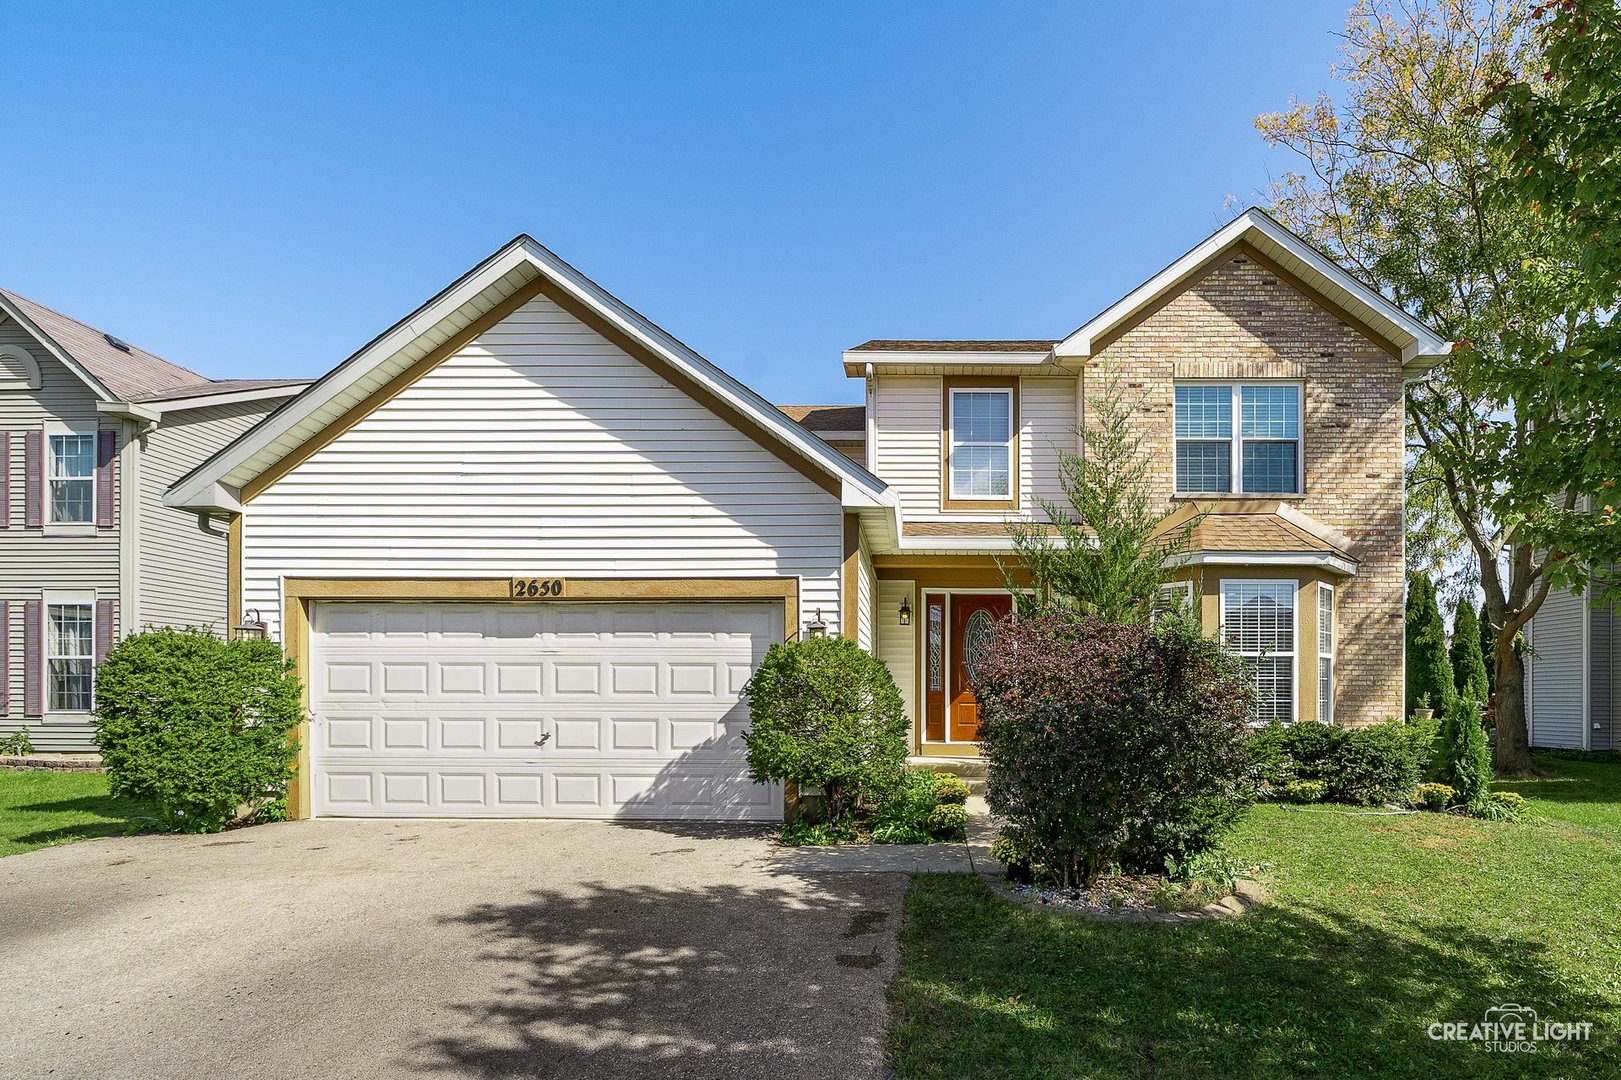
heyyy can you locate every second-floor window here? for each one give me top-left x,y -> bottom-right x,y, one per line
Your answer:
48,433 -> 96,524
948,389 -> 1013,500
1174,384 -> 1301,495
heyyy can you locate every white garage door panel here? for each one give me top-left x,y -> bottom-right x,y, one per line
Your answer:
310,601 -> 782,820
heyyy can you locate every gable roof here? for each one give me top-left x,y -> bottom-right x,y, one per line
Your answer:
847,340 -> 1053,353
1054,208 -> 1452,371
168,236 -> 895,514
0,286 -> 310,411
0,286 -> 211,400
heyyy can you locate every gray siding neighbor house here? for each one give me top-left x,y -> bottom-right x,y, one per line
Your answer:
0,287 -> 306,753
1527,575 -> 1619,750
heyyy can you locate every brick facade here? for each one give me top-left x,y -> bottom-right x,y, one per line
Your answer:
1088,244 -> 1406,726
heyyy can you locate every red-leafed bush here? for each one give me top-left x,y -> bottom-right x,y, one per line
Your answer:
975,609 -> 1258,886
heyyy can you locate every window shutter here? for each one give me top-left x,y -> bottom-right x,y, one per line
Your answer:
95,599 -> 115,665
96,429 -> 116,527
0,601 -> 8,715
23,600 -> 42,718
0,431 -> 9,527
23,430 -> 42,528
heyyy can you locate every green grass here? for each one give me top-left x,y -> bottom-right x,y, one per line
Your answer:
0,770 -> 154,857
890,757 -> 1621,1079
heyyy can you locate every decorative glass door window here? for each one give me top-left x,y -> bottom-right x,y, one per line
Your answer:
48,433 -> 96,524
1220,580 -> 1296,722
927,602 -> 944,692
48,603 -> 95,711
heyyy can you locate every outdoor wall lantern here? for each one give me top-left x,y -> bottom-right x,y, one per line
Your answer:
234,608 -> 269,640
805,608 -> 828,638
898,596 -> 912,626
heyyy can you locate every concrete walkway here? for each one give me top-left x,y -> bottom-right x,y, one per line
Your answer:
768,797 -> 1003,876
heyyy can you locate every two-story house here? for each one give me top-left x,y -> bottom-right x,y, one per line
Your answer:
167,209 -> 1448,821
0,288 -> 306,753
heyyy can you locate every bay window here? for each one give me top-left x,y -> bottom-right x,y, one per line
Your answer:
1221,579 -> 1296,723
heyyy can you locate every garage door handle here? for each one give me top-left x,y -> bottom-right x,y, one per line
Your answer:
534,733 -> 552,748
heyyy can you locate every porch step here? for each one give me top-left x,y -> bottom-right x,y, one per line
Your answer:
909,756 -> 988,795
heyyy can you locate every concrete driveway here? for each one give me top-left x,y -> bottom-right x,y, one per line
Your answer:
0,819 -> 908,1079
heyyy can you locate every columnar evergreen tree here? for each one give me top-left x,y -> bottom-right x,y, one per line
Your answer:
1003,372 -> 1198,623
1449,596 -> 1491,706
1405,576 -> 1454,717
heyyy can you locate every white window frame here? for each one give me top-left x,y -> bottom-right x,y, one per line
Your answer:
45,422 -> 98,532
947,388 -> 1014,501
43,590 -> 97,715
1317,583 -> 1335,725
1174,383 -> 1303,496
1154,580 -> 1195,623
1219,578 -> 1299,724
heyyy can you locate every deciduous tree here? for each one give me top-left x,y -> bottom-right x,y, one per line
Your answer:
1257,0 -> 1619,773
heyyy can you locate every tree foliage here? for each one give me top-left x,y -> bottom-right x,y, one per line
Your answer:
740,636 -> 907,823
1256,0 -> 1620,772
1405,575 -> 1456,716
94,629 -> 302,833
1004,372 -> 1198,624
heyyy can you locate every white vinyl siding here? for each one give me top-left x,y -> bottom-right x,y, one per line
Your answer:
871,375 -> 1075,522
241,293 -> 844,641
1528,585 -> 1587,748
137,400 -> 281,632
855,532 -> 876,652
1221,579 -> 1297,723
1019,377 -> 1075,522
872,376 -> 942,519
876,579 -> 918,729
0,316 -> 120,753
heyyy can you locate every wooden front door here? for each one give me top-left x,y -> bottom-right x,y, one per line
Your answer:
948,593 -> 1012,742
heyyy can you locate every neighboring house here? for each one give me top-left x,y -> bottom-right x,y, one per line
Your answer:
0,287 -> 307,752
1526,576 -> 1618,750
169,209 -> 1449,822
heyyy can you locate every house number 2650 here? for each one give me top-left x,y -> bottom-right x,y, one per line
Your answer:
511,577 -> 566,598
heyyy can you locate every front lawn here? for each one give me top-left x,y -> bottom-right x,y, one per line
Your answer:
0,770 -> 153,857
890,756 -> 1621,1079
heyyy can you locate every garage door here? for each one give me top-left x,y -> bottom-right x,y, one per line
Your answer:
309,601 -> 783,820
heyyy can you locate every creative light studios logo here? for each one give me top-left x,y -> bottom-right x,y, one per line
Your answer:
1430,1003 -> 1593,1053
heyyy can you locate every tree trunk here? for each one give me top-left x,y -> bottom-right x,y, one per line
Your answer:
1492,646 -> 1539,776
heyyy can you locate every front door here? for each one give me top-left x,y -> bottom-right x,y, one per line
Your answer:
948,593 -> 1012,742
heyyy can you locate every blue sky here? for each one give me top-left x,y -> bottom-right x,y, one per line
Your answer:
1,2 -> 1350,404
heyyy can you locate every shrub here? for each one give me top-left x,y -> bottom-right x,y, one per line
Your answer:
0,726 -> 35,756
872,769 -> 939,842
871,822 -> 932,845
1434,695 -> 1493,808
1405,575 -> 1455,716
975,609 -> 1257,886
989,830 -> 1036,883
780,819 -> 859,846
741,636 -> 907,822
1471,790 -> 1528,822
1246,721 -> 1294,787
1412,782 -> 1456,811
1279,778 -> 1327,803
1319,720 -> 1431,805
927,803 -> 968,837
931,773 -> 971,805
94,629 -> 301,833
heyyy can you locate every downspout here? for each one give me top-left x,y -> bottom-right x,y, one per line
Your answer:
864,362 -> 876,473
